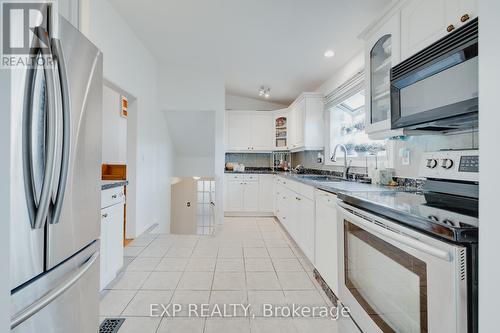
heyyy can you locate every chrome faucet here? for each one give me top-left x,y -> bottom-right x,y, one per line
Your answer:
331,144 -> 350,180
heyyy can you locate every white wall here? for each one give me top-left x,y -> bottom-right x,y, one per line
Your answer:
158,26 -> 225,225
83,0 -> 174,235
164,110 -> 217,178
102,85 -> 127,164
225,94 -> 287,111
478,0 -> 500,331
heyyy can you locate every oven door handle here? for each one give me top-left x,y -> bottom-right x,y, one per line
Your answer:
339,206 -> 451,262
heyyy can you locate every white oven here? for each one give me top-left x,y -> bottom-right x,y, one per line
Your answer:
337,201 -> 468,333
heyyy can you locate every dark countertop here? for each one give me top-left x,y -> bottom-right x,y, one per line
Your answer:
225,169 -> 401,194
225,168 -> 276,174
101,180 -> 128,190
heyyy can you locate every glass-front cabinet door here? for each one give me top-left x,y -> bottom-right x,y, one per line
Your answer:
274,112 -> 288,150
370,34 -> 392,125
364,14 -> 402,139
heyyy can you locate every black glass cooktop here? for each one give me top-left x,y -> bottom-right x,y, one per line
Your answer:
338,190 -> 478,243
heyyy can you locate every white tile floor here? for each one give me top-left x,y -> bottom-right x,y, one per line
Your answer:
100,217 -> 339,333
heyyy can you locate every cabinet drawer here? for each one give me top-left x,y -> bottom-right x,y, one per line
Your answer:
226,174 -> 245,181
244,174 -> 259,182
281,178 -> 314,200
101,186 -> 125,209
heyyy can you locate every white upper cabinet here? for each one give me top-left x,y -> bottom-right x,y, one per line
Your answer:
225,111 -> 273,152
401,0 -> 478,61
251,113 -> 274,151
364,14 -> 403,139
226,112 -> 252,151
288,93 -> 324,151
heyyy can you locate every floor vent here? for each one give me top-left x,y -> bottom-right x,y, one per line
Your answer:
99,318 -> 125,333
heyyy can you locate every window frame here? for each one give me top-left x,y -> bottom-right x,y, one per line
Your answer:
323,74 -> 388,168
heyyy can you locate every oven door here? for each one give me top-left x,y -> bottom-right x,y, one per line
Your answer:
337,202 -> 468,333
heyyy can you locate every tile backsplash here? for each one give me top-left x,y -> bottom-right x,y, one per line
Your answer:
225,153 -> 271,168
225,128 -> 479,180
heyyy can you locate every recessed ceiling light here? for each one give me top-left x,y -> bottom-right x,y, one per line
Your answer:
324,50 -> 335,58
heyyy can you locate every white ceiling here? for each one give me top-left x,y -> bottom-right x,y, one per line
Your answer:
108,0 -> 391,105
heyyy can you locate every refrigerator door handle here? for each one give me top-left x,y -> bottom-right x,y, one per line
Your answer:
10,251 -> 99,329
30,32 -> 58,229
49,38 -> 71,225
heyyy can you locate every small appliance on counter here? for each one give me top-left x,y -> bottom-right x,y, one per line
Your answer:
337,149 -> 478,333
293,165 -> 306,174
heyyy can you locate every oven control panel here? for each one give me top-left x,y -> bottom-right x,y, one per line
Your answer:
419,150 -> 478,182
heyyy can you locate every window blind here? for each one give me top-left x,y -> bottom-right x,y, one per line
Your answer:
324,71 -> 365,110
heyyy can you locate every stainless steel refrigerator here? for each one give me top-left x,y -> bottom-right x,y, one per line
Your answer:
10,14 -> 103,333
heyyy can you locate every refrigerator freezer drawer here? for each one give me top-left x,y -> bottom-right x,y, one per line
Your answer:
11,242 -> 99,333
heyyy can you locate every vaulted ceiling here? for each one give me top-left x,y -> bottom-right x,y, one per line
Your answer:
109,0 -> 391,105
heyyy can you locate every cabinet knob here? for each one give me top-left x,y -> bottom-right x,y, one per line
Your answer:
101,213 -> 108,219
111,194 -> 117,199
447,24 -> 455,32
460,13 -> 470,22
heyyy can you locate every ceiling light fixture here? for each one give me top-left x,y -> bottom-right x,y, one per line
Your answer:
259,86 -> 271,98
324,50 -> 335,58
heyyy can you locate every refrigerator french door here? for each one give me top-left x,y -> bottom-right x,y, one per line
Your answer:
337,202 -> 468,333
10,13 -> 103,332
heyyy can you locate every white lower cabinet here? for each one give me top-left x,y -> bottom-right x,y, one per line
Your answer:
225,180 -> 245,211
274,177 -> 315,264
259,174 -> 275,212
243,181 -> 259,211
224,174 -> 274,213
100,199 -> 124,291
296,194 -> 315,261
315,190 -> 339,297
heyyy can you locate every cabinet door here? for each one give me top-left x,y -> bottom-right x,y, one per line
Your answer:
366,14 -> 401,136
449,0 -> 478,28
401,0 -> 449,61
107,203 -> 124,280
99,211 -> 109,291
243,181 -> 259,211
225,181 -> 244,211
297,195 -> 315,263
288,106 -> 296,149
293,99 -> 305,148
315,192 -> 339,296
259,174 -> 274,212
251,113 -> 273,151
227,113 -> 251,151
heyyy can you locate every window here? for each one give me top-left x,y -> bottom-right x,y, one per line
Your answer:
326,73 -> 386,163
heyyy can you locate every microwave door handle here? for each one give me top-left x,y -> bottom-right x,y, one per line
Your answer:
339,206 -> 451,262
31,42 -> 58,229
49,38 -> 70,225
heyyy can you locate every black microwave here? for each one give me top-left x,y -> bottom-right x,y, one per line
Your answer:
391,18 -> 478,131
